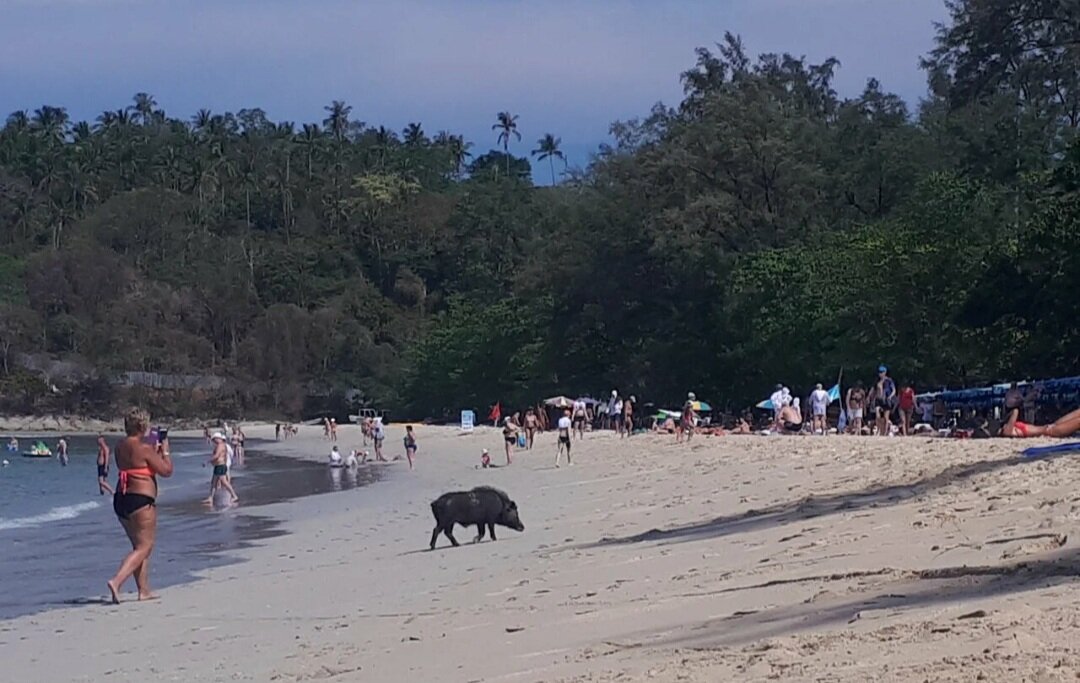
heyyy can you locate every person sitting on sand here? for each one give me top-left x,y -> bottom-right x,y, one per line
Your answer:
778,399 -> 803,434
732,417 -> 752,435
1001,406 -> 1080,438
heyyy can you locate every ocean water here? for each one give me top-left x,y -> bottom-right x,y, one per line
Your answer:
0,434 -> 375,619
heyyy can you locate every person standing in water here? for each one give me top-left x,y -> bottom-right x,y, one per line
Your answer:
371,417 -> 387,462
107,407 -> 173,604
205,432 -> 239,504
96,435 -> 114,495
404,425 -> 417,470
57,437 -> 69,466
555,409 -> 573,467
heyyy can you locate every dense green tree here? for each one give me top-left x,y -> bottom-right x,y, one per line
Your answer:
0,8 -> 1077,419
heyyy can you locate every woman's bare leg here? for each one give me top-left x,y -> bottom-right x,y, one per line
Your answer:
108,506 -> 156,603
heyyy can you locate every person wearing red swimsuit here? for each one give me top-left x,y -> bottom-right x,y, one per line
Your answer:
1002,406 -> 1080,438
107,407 -> 173,604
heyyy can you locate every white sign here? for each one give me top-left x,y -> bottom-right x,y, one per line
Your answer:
460,410 -> 475,432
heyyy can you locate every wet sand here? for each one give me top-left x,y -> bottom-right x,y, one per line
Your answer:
3,424 -> 1079,682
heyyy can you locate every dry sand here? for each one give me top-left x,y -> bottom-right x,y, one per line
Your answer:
4,423 -> 1080,682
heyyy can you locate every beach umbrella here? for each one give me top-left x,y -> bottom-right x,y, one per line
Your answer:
544,396 -> 574,408
690,400 -> 711,411
756,399 -> 774,410
575,397 -> 600,406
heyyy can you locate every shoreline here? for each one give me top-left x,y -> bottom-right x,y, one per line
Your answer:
3,424 -> 1079,681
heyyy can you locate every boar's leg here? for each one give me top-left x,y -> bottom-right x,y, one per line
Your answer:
430,524 -> 443,550
473,523 -> 486,543
488,523 -> 497,541
443,524 -> 460,547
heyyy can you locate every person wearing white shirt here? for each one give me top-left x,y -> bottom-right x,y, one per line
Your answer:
770,384 -> 785,428
344,449 -> 359,467
556,410 -> 573,467
328,445 -> 343,466
809,383 -> 830,434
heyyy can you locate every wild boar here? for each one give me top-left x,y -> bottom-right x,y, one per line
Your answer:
429,486 -> 524,550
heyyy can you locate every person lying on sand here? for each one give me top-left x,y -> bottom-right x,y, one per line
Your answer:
1001,406 -> 1080,438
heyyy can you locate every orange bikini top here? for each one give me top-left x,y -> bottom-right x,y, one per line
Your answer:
117,467 -> 155,494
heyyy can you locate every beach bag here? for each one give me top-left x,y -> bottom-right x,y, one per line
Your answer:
517,433 -> 526,448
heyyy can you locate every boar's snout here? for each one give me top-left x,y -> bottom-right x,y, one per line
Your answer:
503,506 -> 524,532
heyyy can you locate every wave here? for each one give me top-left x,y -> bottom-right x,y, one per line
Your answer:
0,501 -> 101,531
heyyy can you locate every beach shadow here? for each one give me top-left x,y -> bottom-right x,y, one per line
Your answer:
585,452 -> 1040,549
642,545 -> 1080,649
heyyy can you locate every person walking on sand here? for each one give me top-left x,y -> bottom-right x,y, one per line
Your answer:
524,409 -> 539,449
846,381 -> 867,434
621,396 -> 635,438
107,407 -> 173,604
572,398 -> 588,440
874,365 -> 896,437
898,380 -> 916,436
677,400 -> 697,443
96,435 -> 114,495
329,418 -> 338,443
205,432 -> 239,504
606,390 -> 620,431
403,425 -> 417,470
502,417 -> 519,465
809,384 -> 830,435
555,409 -> 573,467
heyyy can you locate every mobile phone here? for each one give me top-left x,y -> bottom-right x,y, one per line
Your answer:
159,427 -> 169,441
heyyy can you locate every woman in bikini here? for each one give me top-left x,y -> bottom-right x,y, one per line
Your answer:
502,417 -> 519,465
107,407 -> 173,604
524,409 -> 539,450
1002,406 -> 1080,438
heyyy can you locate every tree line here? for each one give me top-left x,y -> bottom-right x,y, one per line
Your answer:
0,0 -> 1077,419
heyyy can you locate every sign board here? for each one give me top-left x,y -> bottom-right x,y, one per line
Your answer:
460,410 -> 475,432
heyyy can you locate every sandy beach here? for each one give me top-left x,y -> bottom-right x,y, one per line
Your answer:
4,423 -> 1080,682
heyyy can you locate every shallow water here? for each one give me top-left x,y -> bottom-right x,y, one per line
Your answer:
0,435 -> 376,619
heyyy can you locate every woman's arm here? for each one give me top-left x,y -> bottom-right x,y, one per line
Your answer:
148,439 -> 174,477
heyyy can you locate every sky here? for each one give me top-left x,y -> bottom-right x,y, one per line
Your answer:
0,0 -> 950,181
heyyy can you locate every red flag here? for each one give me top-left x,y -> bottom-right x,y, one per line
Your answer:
488,402 -> 502,425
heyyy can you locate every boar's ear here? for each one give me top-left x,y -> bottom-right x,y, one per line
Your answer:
508,501 -> 517,510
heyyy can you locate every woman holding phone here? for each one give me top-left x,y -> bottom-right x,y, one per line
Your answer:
107,408 -> 173,604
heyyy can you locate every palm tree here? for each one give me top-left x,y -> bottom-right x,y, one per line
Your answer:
129,92 -> 158,126
322,100 -> 352,142
32,106 -> 69,143
531,133 -> 565,185
191,108 -> 214,133
492,111 -> 521,176
403,122 -> 426,146
298,123 -> 322,178
5,111 -> 30,133
435,131 -> 472,177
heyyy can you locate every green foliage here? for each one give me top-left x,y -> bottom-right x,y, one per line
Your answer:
1,4 -> 1078,418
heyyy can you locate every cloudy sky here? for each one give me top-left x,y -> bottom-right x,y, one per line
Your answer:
1,0 -> 950,178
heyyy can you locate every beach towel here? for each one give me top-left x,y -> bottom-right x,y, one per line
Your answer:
1021,442 -> 1080,459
